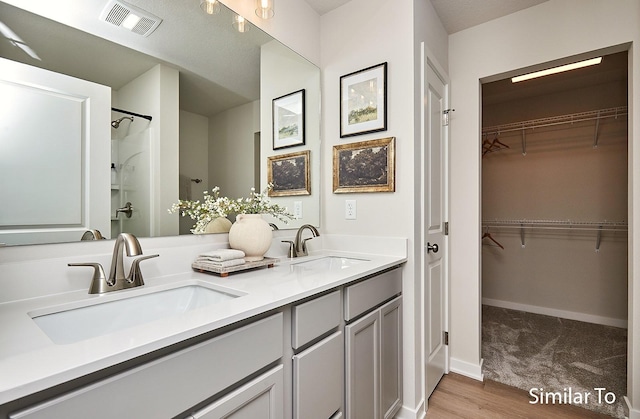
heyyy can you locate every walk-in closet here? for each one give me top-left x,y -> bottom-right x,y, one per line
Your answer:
481,51 -> 628,418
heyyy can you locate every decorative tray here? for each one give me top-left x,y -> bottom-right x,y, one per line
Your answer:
192,257 -> 279,277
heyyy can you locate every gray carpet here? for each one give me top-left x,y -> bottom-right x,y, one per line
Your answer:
482,305 -> 627,418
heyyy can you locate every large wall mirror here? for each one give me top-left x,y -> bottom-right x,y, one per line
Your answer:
0,0 -> 320,246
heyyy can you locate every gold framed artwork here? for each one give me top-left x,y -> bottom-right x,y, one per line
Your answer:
333,137 -> 395,193
267,150 -> 311,196
340,62 -> 387,138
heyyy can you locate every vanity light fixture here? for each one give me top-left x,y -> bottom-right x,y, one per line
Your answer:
200,0 -> 221,15
255,0 -> 274,19
233,15 -> 250,33
511,57 -> 602,83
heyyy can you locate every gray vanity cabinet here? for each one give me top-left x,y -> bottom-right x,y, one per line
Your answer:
291,290 -> 343,419
344,268 -> 402,419
9,314 -> 284,419
188,365 -> 284,419
7,266 -> 404,419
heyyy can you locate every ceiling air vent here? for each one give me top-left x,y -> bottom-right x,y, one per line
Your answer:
99,0 -> 162,37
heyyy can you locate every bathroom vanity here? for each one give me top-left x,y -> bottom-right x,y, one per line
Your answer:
0,238 -> 406,419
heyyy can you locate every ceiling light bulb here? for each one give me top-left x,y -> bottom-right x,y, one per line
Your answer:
512,57 -> 603,83
255,0 -> 274,19
200,0 -> 220,15
233,15 -> 250,33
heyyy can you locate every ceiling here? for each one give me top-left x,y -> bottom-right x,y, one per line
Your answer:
0,0 -> 273,117
306,0 -> 549,33
0,0 -> 567,119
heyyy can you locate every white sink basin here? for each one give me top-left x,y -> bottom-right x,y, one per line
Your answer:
292,256 -> 368,270
31,285 -> 241,345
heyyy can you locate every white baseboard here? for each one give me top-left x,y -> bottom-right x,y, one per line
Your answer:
449,357 -> 484,381
395,400 -> 426,419
482,298 -> 628,329
625,396 -> 640,419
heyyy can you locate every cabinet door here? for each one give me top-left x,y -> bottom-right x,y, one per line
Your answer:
293,331 -> 343,419
190,365 -> 284,419
345,309 -> 379,419
380,297 -> 402,419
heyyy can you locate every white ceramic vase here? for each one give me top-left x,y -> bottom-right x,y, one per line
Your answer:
228,214 -> 273,261
204,217 -> 232,234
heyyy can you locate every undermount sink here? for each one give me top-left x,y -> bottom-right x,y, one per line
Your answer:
292,256 -> 368,270
30,285 -> 242,345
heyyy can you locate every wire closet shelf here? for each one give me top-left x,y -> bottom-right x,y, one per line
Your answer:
482,106 -> 627,136
482,219 -> 628,251
482,106 -> 628,154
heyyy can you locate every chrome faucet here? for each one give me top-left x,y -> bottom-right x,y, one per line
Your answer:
293,224 -> 320,257
68,233 -> 158,294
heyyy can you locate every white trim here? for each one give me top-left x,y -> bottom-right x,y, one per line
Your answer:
395,399 -> 426,419
449,357 -> 484,381
625,396 -> 640,419
483,298 -> 628,329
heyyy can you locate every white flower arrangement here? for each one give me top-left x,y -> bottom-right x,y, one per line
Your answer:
169,185 -> 293,234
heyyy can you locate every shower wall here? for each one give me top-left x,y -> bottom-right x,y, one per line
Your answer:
111,64 -> 179,238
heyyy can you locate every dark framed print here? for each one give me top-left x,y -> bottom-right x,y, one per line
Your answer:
267,150 -> 311,196
340,62 -> 387,138
272,89 -> 305,149
333,137 -> 395,193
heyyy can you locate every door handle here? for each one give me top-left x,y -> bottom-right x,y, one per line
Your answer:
427,242 -> 439,253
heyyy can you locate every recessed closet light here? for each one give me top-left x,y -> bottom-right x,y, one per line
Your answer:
511,57 -> 602,83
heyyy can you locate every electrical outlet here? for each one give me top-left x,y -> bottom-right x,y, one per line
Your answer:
345,200 -> 357,220
293,201 -> 303,219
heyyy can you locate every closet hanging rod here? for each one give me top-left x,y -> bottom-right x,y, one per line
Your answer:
111,107 -> 153,121
482,219 -> 627,232
482,106 -> 627,136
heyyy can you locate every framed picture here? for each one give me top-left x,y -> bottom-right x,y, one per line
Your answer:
340,62 -> 387,138
267,150 -> 311,196
272,89 -> 305,149
333,137 -> 395,193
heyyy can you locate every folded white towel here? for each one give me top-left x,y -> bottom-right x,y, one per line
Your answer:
198,249 -> 246,262
199,259 -> 244,268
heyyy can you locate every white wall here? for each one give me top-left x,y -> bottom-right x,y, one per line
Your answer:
209,101 -> 259,201
321,0 -> 445,416
260,40 -> 321,230
448,0 -> 640,415
179,110 -> 209,234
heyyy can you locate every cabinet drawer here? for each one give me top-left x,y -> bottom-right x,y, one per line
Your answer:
10,313 -> 283,419
292,290 -> 341,349
189,365 -> 284,419
293,331 -> 343,419
344,268 -> 401,321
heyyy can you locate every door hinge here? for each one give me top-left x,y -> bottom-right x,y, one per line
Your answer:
444,222 -> 449,235
444,331 -> 449,345
443,109 -> 455,126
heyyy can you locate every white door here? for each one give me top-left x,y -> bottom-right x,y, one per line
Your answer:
423,54 -> 449,398
0,57 -> 110,245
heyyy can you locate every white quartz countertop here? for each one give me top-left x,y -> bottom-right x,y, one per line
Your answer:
0,250 -> 405,405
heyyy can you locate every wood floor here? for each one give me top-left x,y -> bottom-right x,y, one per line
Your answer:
426,373 -> 613,418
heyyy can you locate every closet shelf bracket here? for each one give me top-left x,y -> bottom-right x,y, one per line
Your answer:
521,127 -> 527,156
520,223 -> 525,248
595,225 -> 603,252
593,110 -> 601,148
